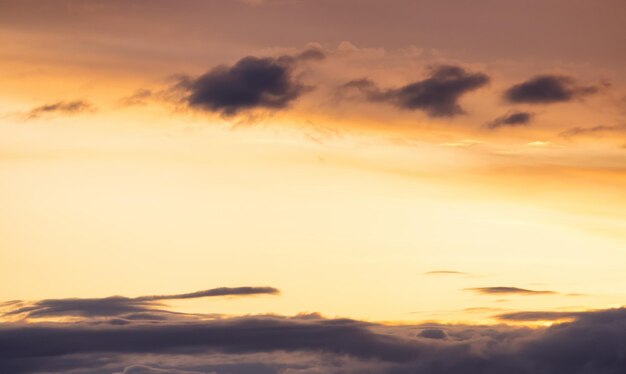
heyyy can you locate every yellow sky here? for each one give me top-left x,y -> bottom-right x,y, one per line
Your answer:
1,0 -> 625,326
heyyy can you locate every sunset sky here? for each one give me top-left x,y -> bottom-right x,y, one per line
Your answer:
1,1 -> 625,373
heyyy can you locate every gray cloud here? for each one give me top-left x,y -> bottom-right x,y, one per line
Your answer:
25,100 -> 95,119
417,328 -> 447,340
464,287 -> 557,295
176,48 -> 324,116
343,65 -> 489,117
504,75 -> 600,104
1,288 -> 625,374
2,287 -> 278,319
1,308 -> 625,373
486,111 -> 533,129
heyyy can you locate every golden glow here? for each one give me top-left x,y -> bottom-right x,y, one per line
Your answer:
1,5 -> 625,326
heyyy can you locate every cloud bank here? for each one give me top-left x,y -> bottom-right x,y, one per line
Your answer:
1,289 -> 624,373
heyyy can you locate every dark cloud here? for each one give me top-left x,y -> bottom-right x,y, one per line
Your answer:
504,75 -> 599,104
177,49 -> 323,116
1,287 -> 625,374
1,307 -> 625,373
486,111 -> 533,129
25,100 -> 95,119
2,287 -> 278,319
115,365 -> 208,374
343,65 -> 490,117
0,316 -> 421,369
417,328 -> 447,339
560,124 -> 626,138
464,287 -> 557,295
423,270 -> 467,276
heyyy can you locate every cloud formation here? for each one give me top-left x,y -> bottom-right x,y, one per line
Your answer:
176,48 -> 324,116
464,287 -> 557,295
2,287 -> 278,320
25,100 -> 95,119
344,65 -> 490,117
486,111 -> 533,129
0,298 -> 625,374
504,75 -> 599,104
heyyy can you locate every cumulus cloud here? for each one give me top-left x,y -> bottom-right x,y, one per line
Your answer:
486,111 -> 533,129
2,287 -> 278,320
343,65 -> 489,117
24,100 -> 95,119
504,75 -> 600,104
464,287 -> 557,295
175,48 -> 324,116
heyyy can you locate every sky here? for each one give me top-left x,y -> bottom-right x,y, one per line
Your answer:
0,1 -> 625,373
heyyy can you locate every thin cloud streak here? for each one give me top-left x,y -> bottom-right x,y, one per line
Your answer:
464,287 -> 557,295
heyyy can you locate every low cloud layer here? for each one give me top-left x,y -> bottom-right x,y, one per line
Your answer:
175,48 -> 324,116
504,75 -> 599,104
464,287 -> 557,295
24,100 -> 95,119
344,65 -> 489,117
0,292 -> 624,373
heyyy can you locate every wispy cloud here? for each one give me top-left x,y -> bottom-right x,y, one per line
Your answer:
2,287 -> 279,320
464,287 -> 557,295
24,100 -> 95,119
423,270 -> 468,276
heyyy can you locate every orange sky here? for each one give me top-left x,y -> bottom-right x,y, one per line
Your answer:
0,0 -> 625,326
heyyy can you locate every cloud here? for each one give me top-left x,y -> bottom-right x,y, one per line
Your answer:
1,307 -> 625,373
2,287 -> 278,319
486,111 -> 533,129
504,75 -> 599,104
464,287 -> 557,295
1,289 -> 625,374
560,124 -> 626,138
423,270 -> 467,276
176,48 -> 324,116
417,328 -> 447,339
115,365 -> 212,374
343,65 -> 490,117
424,270 -> 467,275
120,89 -> 153,106
495,311 -> 585,322
25,100 -> 95,119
